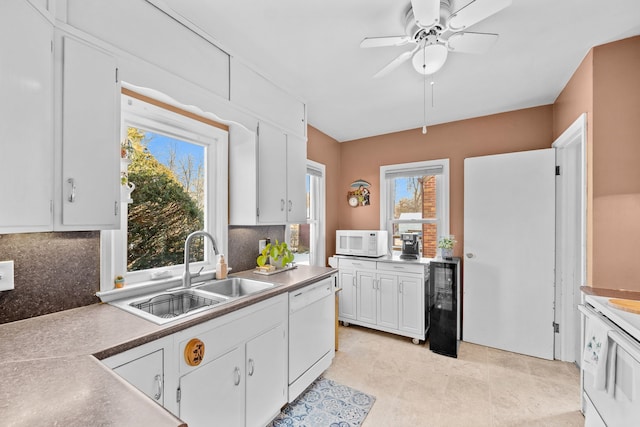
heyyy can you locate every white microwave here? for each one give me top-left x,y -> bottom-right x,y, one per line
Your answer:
336,230 -> 388,257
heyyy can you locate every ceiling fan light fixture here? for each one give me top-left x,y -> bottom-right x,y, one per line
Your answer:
411,43 -> 448,75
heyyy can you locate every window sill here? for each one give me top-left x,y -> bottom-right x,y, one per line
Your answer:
96,269 -> 217,303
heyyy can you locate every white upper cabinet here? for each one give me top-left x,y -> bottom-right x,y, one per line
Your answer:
257,122 -> 288,224
285,133 -> 307,223
229,121 -> 307,225
0,0 -> 53,233
57,35 -> 120,230
230,57 -> 306,138
65,0 -> 230,100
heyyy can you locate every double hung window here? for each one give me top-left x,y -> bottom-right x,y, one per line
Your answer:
380,159 -> 449,258
287,160 -> 326,266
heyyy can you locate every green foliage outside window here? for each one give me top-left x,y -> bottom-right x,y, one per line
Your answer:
126,128 -> 204,271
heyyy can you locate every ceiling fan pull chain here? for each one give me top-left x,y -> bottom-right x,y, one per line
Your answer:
431,80 -> 435,108
422,67 -> 428,135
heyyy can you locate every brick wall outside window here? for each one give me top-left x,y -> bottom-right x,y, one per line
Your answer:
422,176 -> 437,258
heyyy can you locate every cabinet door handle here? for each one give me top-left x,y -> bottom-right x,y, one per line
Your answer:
248,359 -> 255,376
67,178 -> 76,203
399,282 -> 403,293
288,200 -> 293,212
153,374 -> 162,400
352,276 -> 356,287
280,199 -> 285,211
233,367 -> 241,386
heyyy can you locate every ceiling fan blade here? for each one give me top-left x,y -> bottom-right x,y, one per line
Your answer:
447,32 -> 498,53
448,0 -> 512,31
360,36 -> 411,48
411,0 -> 440,29
373,46 -> 419,78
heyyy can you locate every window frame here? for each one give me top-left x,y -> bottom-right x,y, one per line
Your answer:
100,90 -> 228,292
286,159 -> 326,267
379,159 -> 450,255
307,160 -> 326,266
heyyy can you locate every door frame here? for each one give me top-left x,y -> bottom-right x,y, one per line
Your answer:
552,113 -> 587,363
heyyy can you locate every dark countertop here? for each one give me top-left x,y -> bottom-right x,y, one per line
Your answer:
580,286 -> 640,301
0,265 -> 336,426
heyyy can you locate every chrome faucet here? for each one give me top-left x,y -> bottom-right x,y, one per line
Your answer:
183,230 -> 219,288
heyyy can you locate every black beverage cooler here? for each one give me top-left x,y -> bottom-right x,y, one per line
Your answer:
429,258 -> 460,357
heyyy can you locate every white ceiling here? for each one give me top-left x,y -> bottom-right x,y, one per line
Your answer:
159,0 -> 640,142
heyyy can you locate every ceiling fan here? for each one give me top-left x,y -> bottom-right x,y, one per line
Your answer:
361,0 -> 512,77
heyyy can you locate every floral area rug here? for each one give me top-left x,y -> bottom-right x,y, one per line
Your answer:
268,377 -> 375,427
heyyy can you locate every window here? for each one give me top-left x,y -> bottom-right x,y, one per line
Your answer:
101,90 -> 228,290
380,159 -> 449,258
287,160 -> 326,266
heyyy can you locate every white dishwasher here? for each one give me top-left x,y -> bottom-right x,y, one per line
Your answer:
288,275 -> 336,402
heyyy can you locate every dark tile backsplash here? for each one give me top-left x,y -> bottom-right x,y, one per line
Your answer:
0,232 -> 101,324
0,226 -> 284,324
228,225 -> 285,273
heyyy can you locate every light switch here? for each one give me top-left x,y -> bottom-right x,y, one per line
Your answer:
0,260 -> 15,291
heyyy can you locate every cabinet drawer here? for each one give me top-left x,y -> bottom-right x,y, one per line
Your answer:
338,259 -> 377,270
376,261 -> 425,275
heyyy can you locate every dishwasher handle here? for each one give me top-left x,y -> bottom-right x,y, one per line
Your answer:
289,278 -> 334,313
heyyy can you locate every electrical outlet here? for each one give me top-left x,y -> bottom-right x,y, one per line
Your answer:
258,239 -> 267,253
0,260 -> 15,291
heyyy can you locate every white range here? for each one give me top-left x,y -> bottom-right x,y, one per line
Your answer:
580,293 -> 640,426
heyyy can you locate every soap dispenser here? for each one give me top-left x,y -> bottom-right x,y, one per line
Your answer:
216,254 -> 228,279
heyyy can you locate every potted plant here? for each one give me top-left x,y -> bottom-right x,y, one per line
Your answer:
257,240 -> 294,271
114,275 -> 125,289
437,236 -> 456,260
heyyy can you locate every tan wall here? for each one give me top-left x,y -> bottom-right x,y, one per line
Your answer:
553,50 -> 594,285
336,105 -> 554,259
307,126 -> 341,265
591,36 -> 640,289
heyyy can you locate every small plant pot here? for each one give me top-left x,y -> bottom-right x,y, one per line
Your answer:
114,278 -> 125,289
441,248 -> 453,260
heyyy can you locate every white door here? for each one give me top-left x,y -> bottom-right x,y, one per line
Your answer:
246,324 -> 286,427
257,121 -> 287,223
61,36 -> 120,229
179,347 -> 244,427
0,0 -> 53,233
376,273 -> 398,329
356,270 -> 377,324
464,149 -> 555,360
113,349 -> 164,406
398,274 -> 424,336
338,269 -> 357,321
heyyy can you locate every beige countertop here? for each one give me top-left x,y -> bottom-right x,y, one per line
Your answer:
580,286 -> 640,301
0,265 -> 336,426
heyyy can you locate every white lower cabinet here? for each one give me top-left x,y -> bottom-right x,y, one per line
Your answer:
176,294 -> 287,427
245,324 -> 287,427
337,268 -> 357,321
338,258 -> 428,343
179,346 -> 244,426
102,336 -> 172,407
103,293 -> 291,426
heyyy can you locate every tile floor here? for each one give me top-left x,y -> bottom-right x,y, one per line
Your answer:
324,325 -> 584,427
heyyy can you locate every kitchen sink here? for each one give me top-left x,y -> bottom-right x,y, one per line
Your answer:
194,277 -> 274,298
126,289 -> 228,324
112,278 -> 274,325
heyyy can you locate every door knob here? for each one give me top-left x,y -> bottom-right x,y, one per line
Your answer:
466,253 -> 475,259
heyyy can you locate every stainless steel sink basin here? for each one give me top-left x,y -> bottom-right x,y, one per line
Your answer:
194,277 -> 274,298
127,289 -> 227,323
